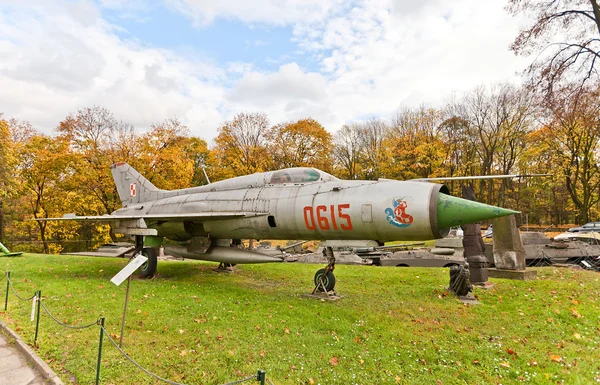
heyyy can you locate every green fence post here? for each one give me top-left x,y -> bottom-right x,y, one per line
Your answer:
34,291 -> 41,346
4,272 -> 9,311
96,318 -> 105,385
257,370 -> 266,385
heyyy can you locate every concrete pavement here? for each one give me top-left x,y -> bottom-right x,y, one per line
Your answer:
0,321 -> 64,385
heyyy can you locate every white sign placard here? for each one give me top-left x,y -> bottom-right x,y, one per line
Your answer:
110,254 -> 148,286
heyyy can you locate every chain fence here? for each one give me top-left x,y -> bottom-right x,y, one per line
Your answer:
2,271 -> 275,385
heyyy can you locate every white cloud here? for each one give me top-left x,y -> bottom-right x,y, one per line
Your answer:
165,0 -> 343,26
0,0 -> 532,142
291,0 -> 530,124
0,1 -> 227,139
226,63 -> 335,125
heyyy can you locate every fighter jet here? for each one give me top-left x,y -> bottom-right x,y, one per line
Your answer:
44,162 -> 518,291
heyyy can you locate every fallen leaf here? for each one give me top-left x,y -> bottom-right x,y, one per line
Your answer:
259,350 -> 266,357
216,335 -> 224,341
329,356 -> 339,366
179,329 -> 184,334
180,350 -> 187,356
573,333 -> 581,339
529,359 -> 538,366
550,355 -> 562,362
506,348 -> 517,355
570,308 -> 582,318
284,328 -> 290,334
136,309 -> 141,314
500,361 -> 510,368
472,360 -> 480,365
309,378 -> 315,385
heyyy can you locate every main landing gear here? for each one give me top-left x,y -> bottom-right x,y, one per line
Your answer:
312,247 -> 336,294
133,235 -> 158,278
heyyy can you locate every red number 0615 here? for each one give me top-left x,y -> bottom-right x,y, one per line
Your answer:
303,204 -> 353,231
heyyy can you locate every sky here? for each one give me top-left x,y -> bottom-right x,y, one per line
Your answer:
0,0 -> 531,142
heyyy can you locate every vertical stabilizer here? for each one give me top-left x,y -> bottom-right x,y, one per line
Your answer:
110,162 -> 163,206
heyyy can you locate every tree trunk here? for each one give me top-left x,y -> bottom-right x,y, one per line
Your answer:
39,221 -> 49,254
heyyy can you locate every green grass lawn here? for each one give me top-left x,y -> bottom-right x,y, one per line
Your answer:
0,254 -> 599,385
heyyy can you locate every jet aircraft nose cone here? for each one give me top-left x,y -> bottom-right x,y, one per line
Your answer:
436,193 -> 519,230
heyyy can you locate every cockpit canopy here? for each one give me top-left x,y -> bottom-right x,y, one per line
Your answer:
188,167 -> 339,193
269,168 -> 325,184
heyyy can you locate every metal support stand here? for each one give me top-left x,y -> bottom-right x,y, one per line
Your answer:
34,290 -> 41,346
119,276 -> 131,348
96,318 -> 105,385
118,235 -> 144,348
4,272 -> 9,311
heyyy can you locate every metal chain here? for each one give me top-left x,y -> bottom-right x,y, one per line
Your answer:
39,300 -> 99,330
101,326 -> 190,385
266,379 -> 275,385
7,276 -> 36,301
101,326 -> 261,385
0,273 -> 5,282
221,375 -> 258,385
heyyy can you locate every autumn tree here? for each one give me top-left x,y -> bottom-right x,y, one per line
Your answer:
333,124 -> 365,179
357,118 -> 390,180
386,106 -> 446,180
57,106 -> 131,217
185,137 -> 211,186
212,112 -> 270,179
446,84 -> 533,204
267,118 -> 333,171
508,0 -> 600,99
0,115 -> 15,242
136,118 -> 196,189
18,135 -> 77,253
539,86 -> 600,222
519,129 -> 572,224
438,115 -> 477,178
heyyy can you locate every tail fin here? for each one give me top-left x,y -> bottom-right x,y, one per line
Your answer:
110,162 -> 163,206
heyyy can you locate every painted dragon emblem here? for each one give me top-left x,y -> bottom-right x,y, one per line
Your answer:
385,199 -> 414,228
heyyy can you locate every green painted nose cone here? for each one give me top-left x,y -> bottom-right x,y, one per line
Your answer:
437,193 -> 519,229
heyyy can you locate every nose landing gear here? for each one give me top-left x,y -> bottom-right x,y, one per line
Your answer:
312,247 -> 337,295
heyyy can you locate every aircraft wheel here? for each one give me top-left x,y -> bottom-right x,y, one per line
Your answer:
314,268 -> 335,292
139,247 -> 157,278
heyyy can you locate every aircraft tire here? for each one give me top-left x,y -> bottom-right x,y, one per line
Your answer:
314,269 -> 335,292
139,247 -> 157,278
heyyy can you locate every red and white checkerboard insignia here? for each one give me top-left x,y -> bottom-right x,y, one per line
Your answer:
129,182 -> 137,197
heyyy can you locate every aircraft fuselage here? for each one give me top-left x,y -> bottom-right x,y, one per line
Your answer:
113,179 -> 448,243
